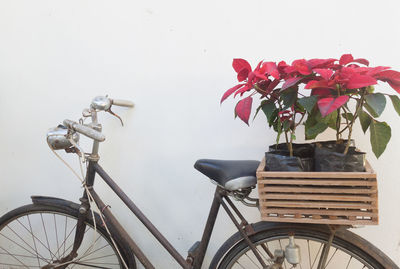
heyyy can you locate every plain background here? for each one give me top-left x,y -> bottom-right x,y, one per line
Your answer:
1,0 -> 400,267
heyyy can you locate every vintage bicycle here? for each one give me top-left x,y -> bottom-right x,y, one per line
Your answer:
0,96 -> 398,268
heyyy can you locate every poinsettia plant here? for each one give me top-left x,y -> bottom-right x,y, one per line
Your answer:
221,54 -> 400,158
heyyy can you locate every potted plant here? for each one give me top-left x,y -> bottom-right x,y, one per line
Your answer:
221,54 -> 400,171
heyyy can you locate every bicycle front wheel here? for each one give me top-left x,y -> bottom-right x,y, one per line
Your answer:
215,222 -> 398,269
0,203 -> 129,268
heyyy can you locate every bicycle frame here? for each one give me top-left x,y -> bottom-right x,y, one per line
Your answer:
69,158 -> 264,269
59,105 -> 269,269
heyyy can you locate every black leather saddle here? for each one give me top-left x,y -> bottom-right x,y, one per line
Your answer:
194,159 -> 260,191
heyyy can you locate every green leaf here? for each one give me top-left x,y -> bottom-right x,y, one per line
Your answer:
269,109 -> 278,127
341,113 -> 354,122
364,103 -> 379,118
253,105 -> 261,121
310,108 -> 337,130
325,110 -> 338,130
365,93 -> 386,117
294,101 -> 306,113
280,87 -> 297,109
276,132 -> 281,144
304,107 -> 319,140
305,122 -> 328,140
276,120 -> 282,144
283,120 -> 290,132
253,104 -> 262,120
389,95 -> 400,116
358,110 -> 372,133
298,96 -> 317,113
370,120 -> 391,158
261,99 -> 277,122
272,111 -> 281,131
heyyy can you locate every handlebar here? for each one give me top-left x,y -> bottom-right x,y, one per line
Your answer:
91,96 -> 134,111
63,119 -> 106,142
111,99 -> 134,108
60,96 -> 133,146
47,96 -> 134,152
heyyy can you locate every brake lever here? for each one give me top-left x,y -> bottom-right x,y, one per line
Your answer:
106,108 -> 124,126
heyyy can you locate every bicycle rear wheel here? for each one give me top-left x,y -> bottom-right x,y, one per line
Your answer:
0,203 -> 129,268
214,222 -> 398,269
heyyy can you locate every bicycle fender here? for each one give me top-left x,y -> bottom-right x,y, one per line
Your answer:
209,221 -> 399,269
31,195 -> 80,210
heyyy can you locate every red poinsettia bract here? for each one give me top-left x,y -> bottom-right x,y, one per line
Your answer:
222,54 -> 400,124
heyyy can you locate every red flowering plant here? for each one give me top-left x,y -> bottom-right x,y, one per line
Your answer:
221,54 -> 400,159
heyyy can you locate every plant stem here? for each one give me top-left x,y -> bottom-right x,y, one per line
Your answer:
337,106 -> 351,135
284,130 -> 289,146
343,126 -> 353,155
288,111 -> 298,157
349,95 -> 359,101
343,90 -> 366,154
277,101 -> 291,154
298,92 -> 306,97
294,113 -> 306,128
336,107 -> 341,141
253,84 -> 267,96
338,125 -> 349,135
335,85 -> 342,141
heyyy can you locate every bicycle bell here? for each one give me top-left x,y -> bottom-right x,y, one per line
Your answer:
47,125 -> 80,150
91,95 -> 111,111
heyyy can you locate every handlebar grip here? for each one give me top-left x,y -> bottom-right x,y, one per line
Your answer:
63,119 -> 106,142
111,99 -> 134,108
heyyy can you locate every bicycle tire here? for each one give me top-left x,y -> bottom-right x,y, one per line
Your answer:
211,222 -> 398,269
0,203 -> 135,268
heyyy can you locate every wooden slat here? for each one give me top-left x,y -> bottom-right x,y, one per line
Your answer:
261,208 -> 377,217
256,157 -> 378,225
263,200 -> 374,209
259,179 -> 376,186
259,186 -> 377,194
262,193 -> 374,202
257,171 -> 376,178
261,216 -> 378,225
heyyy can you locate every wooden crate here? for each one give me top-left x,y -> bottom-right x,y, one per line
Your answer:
257,157 -> 378,225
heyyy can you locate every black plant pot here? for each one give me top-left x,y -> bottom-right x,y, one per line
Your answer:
313,140 -> 355,150
314,141 -> 366,172
265,148 -> 314,172
268,143 -> 315,157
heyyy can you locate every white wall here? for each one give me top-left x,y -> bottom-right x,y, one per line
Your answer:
1,0 -> 400,268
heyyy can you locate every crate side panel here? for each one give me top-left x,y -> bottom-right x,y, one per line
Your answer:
257,157 -> 378,225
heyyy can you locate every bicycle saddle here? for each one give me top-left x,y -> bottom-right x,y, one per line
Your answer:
194,159 -> 260,191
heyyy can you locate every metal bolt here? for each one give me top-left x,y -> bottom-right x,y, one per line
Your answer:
79,206 -> 87,214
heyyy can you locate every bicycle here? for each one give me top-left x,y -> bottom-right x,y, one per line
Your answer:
0,95 -> 398,269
